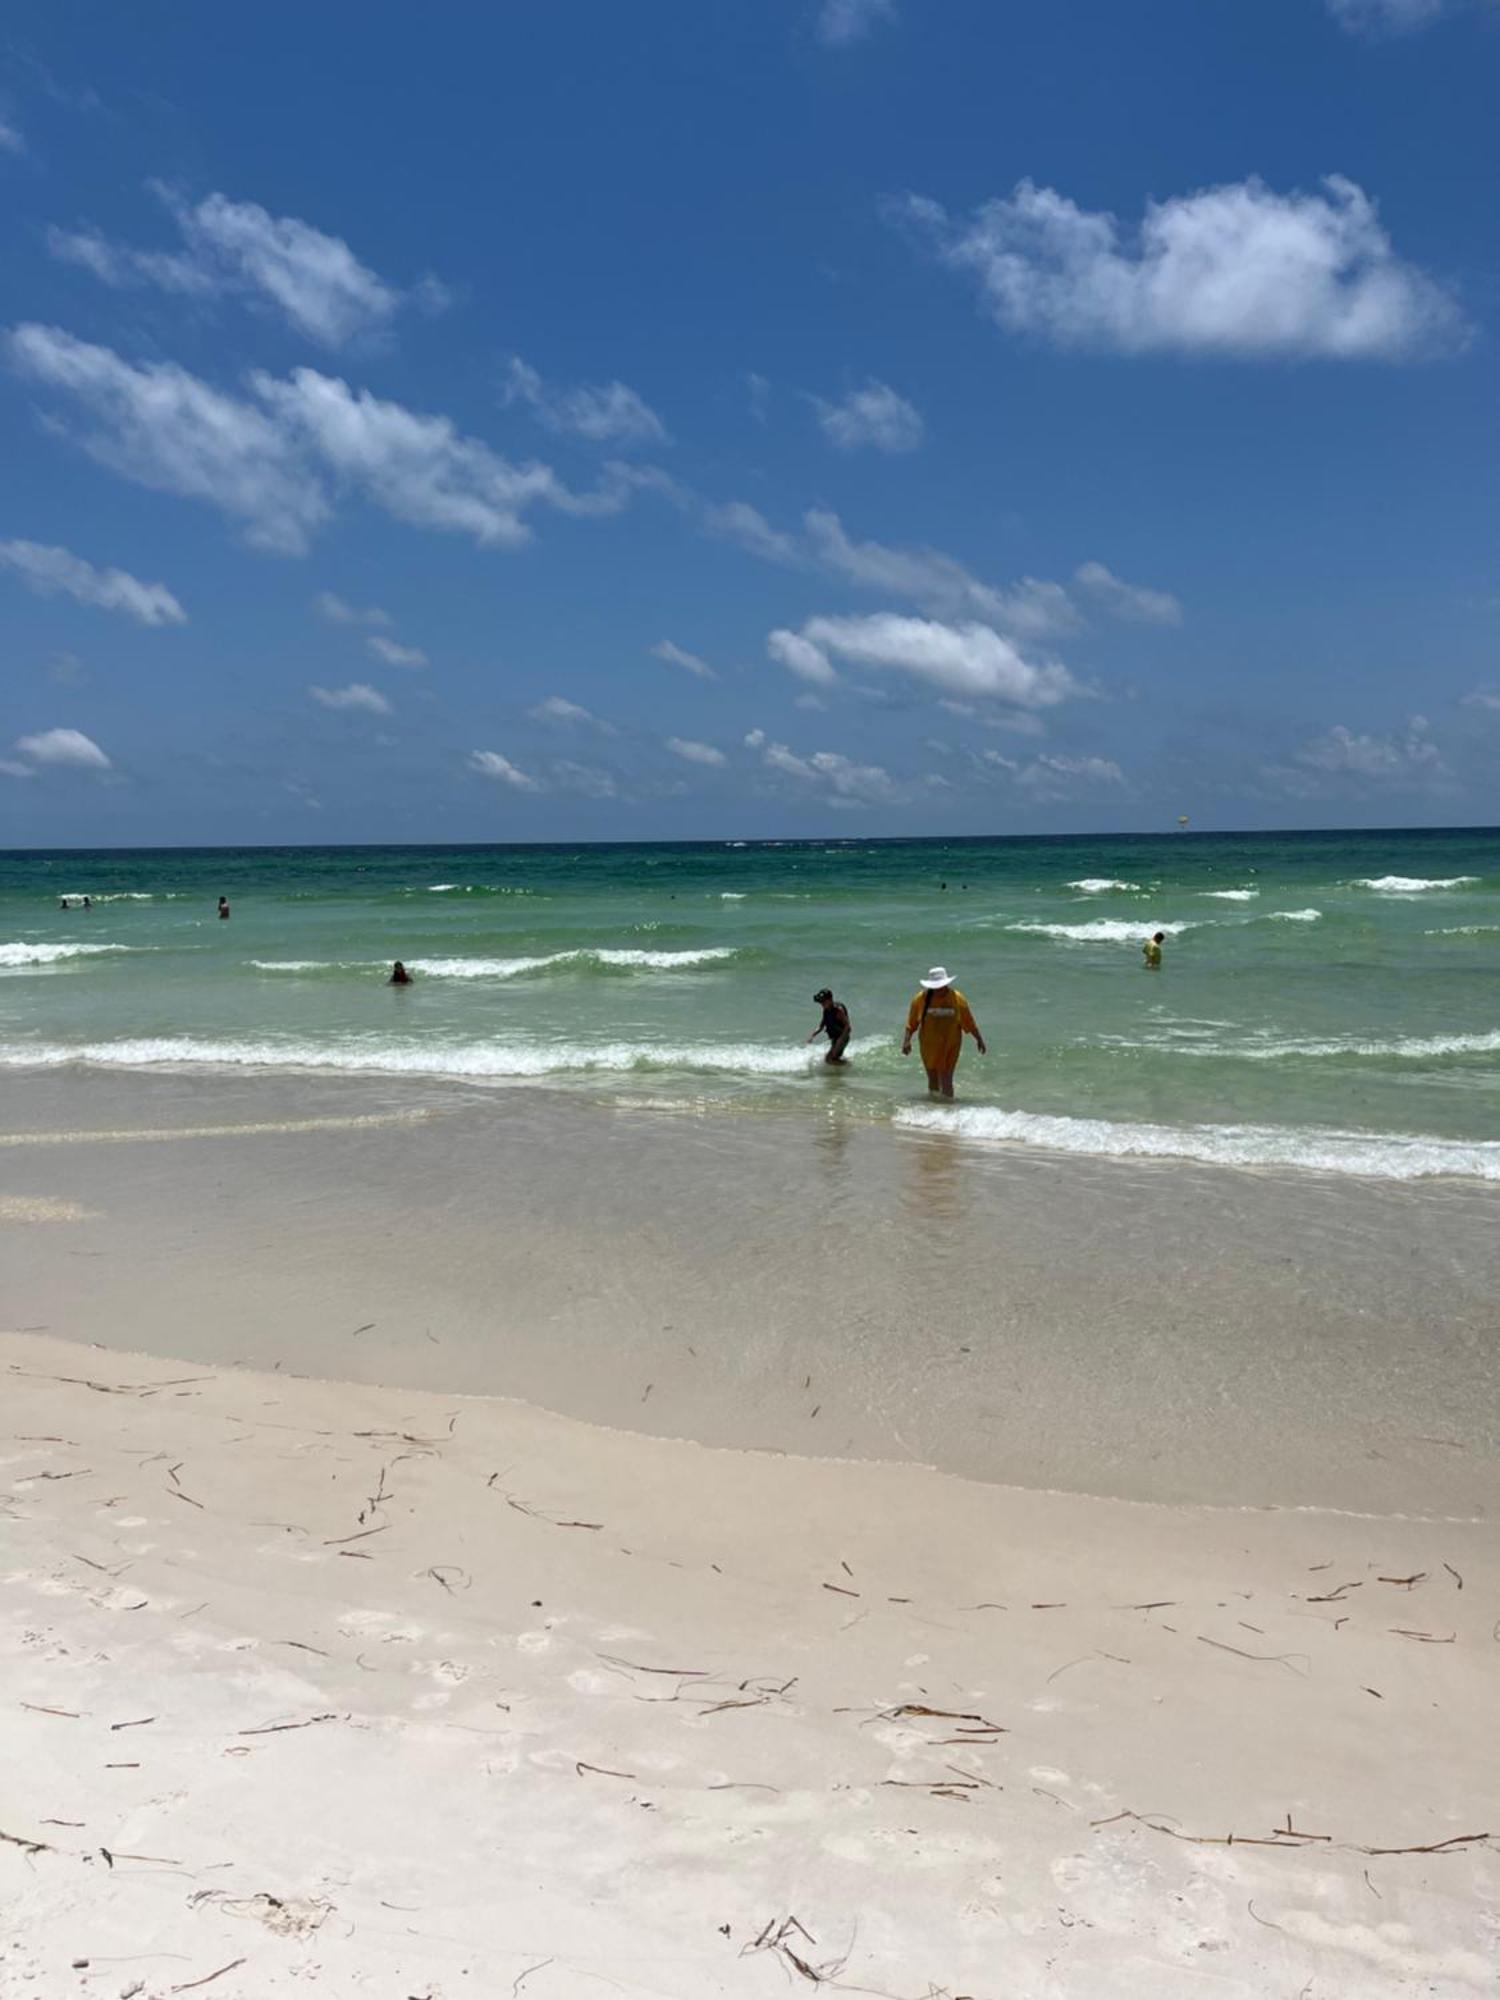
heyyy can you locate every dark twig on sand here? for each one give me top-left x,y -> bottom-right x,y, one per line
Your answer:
170,1960 -> 246,1993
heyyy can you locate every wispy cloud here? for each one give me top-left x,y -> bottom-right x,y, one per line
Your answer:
1294,717 -> 1445,779
1013,753 -> 1125,799
0,117 -> 24,154
702,499 -> 800,564
665,736 -> 726,766
9,325 -> 644,556
309,682 -> 391,715
803,510 -> 1076,636
760,739 -> 904,806
769,612 -> 1079,709
896,175 -> 1467,359
652,638 -> 717,680
503,357 -> 667,447
813,379 -> 924,453
0,539 -> 186,626
1460,686 -> 1500,713
366,634 -> 428,669
469,749 -> 542,791
529,696 -> 614,732
314,591 -> 390,628
1326,0 -> 1449,31
1073,561 -> 1182,626
552,760 -> 618,799
47,185 -> 438,347
14,726 -> 111,769
816,0 -> 897,47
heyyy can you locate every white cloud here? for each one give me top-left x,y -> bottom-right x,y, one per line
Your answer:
366,633 -> 428,669
1295,717 -> 1444,778
0,539 -> 186,626
814,379 -> 924,453
15,726 -> 111,769
552,760 -> 618,799
816,0 -> 897,46
745,372 -> 772,424
528,696 -> 615,733
900,175 -> 1466,359
803,509 -> 1076,636
9,324 -> 329,554
309,682 -> 391,714
761,739 -> 903,805
9,326 -> 642,557
1015,753 -> 1125,798
1073,560 -> 1183,626
504,357 -> 667,447
1326,0 -> 1448,31
768,628 -> 841,687
469,749 -> 542,791
652,638 -> 717,680
702,499 -> 799,564
665,736 -> 726,767
744,728 -> 767,749
0,758 -> 33,779
1460,686 -> 1500,712
772,612 -> 1079,708
0,118 -> 25,154
314,591 -> 390,627
48,186 -> 423,347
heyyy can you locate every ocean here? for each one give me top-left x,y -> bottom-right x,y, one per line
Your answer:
3,827 -> 1499,1182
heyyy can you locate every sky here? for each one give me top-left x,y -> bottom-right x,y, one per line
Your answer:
1,0 -> 1497,846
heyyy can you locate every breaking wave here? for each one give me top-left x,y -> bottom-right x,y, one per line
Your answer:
0,941 -> 136,968
1009,919 -> 1191,943
1350,876 -> 1480,894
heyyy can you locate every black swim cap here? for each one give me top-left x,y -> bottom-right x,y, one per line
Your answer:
813,988 -> 832,1002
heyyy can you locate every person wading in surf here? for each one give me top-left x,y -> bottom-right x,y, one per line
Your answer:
902,965 -> 986,1098
806,987 -> 851,1065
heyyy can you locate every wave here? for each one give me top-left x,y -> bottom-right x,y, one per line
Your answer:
1265,908 -> 1321,923
0,941 -> 135,968
56,891 -> 156,903
1067,878 -> 1141,894
1350,876 -> 1480,894
1231,1029 -> 1500,1062
0,1032 -> 884,1083
894,1103 -> 1500,1182
1427,925 -> 1500,937
421,883 -> 536,896
250,947 -> 740,979
720,892 -> 747,900
1203,888 -> 1258,901
1009,919 -> 1191,943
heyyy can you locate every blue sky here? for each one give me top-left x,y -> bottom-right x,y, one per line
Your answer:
1,0 -> 1496,845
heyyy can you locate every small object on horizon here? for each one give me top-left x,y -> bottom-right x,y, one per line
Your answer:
1177,815 -> 1190,829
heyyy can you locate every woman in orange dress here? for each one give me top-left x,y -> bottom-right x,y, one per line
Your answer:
901,965 -> 986,1098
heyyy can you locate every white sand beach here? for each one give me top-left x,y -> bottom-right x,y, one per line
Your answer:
3,1074 -> 1498,1997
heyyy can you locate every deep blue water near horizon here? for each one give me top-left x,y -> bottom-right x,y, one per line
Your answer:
3,826 -> 1499,1180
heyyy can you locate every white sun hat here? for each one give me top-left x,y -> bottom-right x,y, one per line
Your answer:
920,965 -> 954,989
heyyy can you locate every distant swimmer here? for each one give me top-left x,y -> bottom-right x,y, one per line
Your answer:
902,965 -> 986,1099
1143,931 -> 1165,970
389,960 -> 413,986
218,896 -> 231,920
807,987 -> 851,1065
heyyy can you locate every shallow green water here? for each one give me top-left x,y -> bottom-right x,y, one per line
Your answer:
3,829 -> 1499,1178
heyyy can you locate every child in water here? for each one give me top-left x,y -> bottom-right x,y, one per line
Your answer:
1143,931 -> 1165,969
807,987 -> 851,1064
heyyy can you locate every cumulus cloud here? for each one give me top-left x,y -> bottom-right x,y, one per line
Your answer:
469,749 -> 542,791
666,736 -> 726,767
1073,560 -> 1182,626
813,379 -> 924,453
803,510 -> 1077,636
702,500 -> 800,564
898,175 -> 1466,359
15,726 -> 111,769
652,638 -> 716,680
0,539 -> 186,626
770,612 -> 1079,708
47,185 -> 432,347
9,326 -> 642,556
816,0 -> 897,45
1014,753 -> 1125,798
309,682 -> 391,714
314,591 -> 390,627
366,633 -> 428,669
504,357 -> 667,447
1295,716 -> 1444,778
9,325 -> 330,554
761,739 -> 903,806
528,696 -> 616,733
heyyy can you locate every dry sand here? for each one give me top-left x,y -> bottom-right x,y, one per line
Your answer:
3,1328 -> 1497,1999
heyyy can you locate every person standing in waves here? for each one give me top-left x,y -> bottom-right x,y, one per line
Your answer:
902,965 -> 986,1098
807,987 -> 851,1065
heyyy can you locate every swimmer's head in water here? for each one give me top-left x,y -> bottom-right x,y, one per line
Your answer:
1153,932 -> 1166,943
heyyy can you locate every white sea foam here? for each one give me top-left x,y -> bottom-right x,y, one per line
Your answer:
57,891 -> 154,902
720,892 -> 747,900
1232,1030 -> 1500,1062
894,1103 -> 1500,1182
1009,919 -> 1191,943
0,1033 -> 882,1083
427,883 -> 460,892
1351,875 -> 1479,893
0,942 -> 134,968
1266,908 -> 1322,922
1427,925 -> 1500,937
1067,878 -> 1141,894
1204,888 -> 1259,901
251,947 -> 739,979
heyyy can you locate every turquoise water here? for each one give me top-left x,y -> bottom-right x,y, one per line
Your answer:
3,830 -> 1499,1179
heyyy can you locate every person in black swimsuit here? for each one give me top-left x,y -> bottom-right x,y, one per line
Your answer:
806,987 -> 851,1066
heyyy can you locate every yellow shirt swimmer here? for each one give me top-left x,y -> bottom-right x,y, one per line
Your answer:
1143,931 -> 1165,969
901,965 -> 987,1098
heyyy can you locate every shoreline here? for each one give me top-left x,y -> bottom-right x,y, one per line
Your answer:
4,1327 -> 1497,1999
